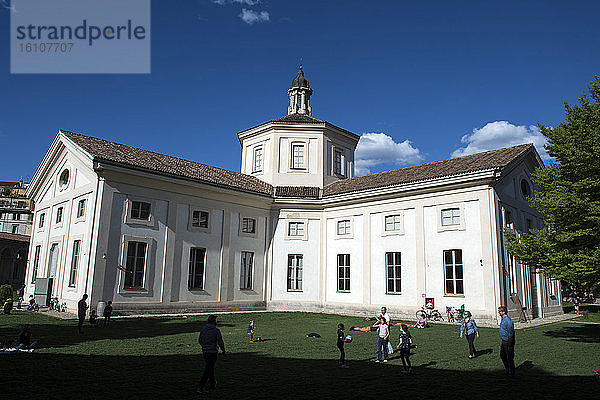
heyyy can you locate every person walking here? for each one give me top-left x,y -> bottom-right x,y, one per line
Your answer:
197,314 -> 226,394
374,316 -> 389,363
77,294 -> 88,335
395,324 -> 412,373
459,311 -> 479,358
498,306 -> 515,377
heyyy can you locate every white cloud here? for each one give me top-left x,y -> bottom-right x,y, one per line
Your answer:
354,133 -> 423,176
451,121 -> 550,160
239,8 -> 269,24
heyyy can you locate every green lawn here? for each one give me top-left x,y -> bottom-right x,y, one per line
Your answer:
563,302 -> 600,323
1,311 -> 598,399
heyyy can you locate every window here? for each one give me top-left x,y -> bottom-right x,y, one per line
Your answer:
291,144 -> 305,169
504,209 -> 513,228
337,220 -> 351,236
441,208 -> 461,226
526,218 -> 533,232
38,213 -> 45,228
188,247 -> 206,290
337,254 -> 350,292
192,210 -> 209,228
12,225 -> 18,234
69,240 -> 81,287
520,179 -> 531,197
124,241 -> 147,289
77,199 -> 86,218
253,147 -> 263,172
288,221 -> 305,237
240,251 -> 254,290
287,254 -> 303,291
31,245 -> 41,283
242,218 -> 256,234
56,207 -> 63,224
385,215 -> 402,232
334,149 -> 343,175
59,169 -> 69,187
13,213 -> 19,220
386,252 -> 402,294
444,249 -> 464,295
130,201 -> 151,221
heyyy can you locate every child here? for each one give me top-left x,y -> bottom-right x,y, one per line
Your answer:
89,310 -> 99,327
396,324 -> 412,373
103,301 -> 113,326
248,320 -> 255,343
374,316 -> 389,362
337,323 -> 349,368
416,315 -> 429,328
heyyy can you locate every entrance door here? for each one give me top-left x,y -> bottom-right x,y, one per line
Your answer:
530,271 -> 539,319
47,244 -> 59,303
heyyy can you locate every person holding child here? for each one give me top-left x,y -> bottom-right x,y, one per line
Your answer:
396,324 -> 412,373
374,316 -> 389,363
459,311 -> 479,358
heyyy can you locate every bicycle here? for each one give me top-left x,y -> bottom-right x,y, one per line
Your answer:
446,304 -> 466,323
416,305 -> 444,321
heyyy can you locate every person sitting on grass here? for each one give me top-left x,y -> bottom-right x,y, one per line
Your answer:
16,324 -> 37,352
415,315 -> 429,329
89,310 -> 100,327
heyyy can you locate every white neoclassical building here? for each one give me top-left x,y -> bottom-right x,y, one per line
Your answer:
25,68 -> 561,322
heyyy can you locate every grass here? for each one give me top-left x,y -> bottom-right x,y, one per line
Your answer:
563,302 -> 600,322
1,311 -> 599,399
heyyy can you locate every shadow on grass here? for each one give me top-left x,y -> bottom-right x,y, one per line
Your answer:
0,352 -> 597,400
0,316 -> 235,349
543,324 -> 600,343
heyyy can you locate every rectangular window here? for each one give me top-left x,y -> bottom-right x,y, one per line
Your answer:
441,208 -> 461,226
444,249 -> 464,295
337,220 -> 351,236
288,222 -> 305,237
385,215 -> 402,232
56,207 -> 63,224
334,149 -> 342,175
526,218 -> 533,232
253,147 -> 263,172
242,217 -> 256,234
12,225 -> 18,234
131,201 -> 151,221
39,213 -> 45,228
31,245 -> 41,283
192,210 -> 209,228
287,254 -> 303,291
13,213 -> 19,220
77,199 -> 86,218
124,241 -> 147,289
69,240 -> 81,287
240,251 -> 254,290
292,144 -> 305,169
505,209 -> 513,228
188,247 -> 206,290
337,254 -> 350,292
386,252 -> 402,293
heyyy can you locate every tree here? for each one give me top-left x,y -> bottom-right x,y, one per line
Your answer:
505,76 -> 600,292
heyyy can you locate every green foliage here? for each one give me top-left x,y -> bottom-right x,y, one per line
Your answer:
0,284 -> 13,304
505,76 -> 600,290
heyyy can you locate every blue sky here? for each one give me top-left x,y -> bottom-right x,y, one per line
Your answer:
1,0 -> 600,181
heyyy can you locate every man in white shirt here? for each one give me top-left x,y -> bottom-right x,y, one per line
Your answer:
380,306 -> 391,324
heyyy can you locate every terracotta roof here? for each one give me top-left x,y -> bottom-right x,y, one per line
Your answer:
0,232 -> 30,243
60,130 -> 273,196
323,144 -> 535,196
275,186 -> 321,198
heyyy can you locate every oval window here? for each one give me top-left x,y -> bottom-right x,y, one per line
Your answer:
59,169 -> 70,187
520,179 -> 530,197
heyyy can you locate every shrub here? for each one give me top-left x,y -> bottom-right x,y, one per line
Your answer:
0,284 -> 13,304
